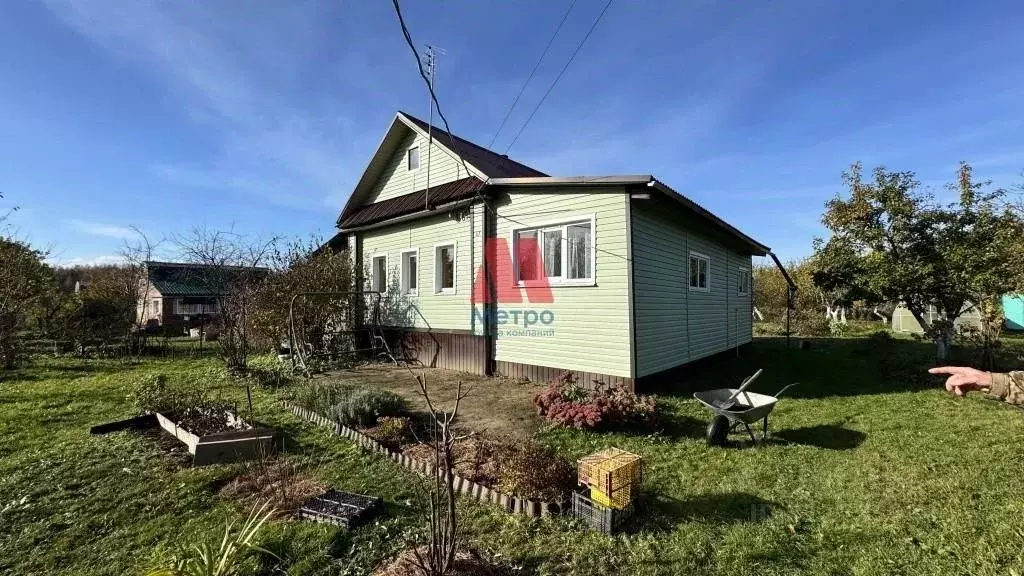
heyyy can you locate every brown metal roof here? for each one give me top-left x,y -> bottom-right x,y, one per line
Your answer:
399,111 -> 548,179
339,177 -> 487,229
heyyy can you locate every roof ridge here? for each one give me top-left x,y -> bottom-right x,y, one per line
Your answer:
397,110 -> 547,179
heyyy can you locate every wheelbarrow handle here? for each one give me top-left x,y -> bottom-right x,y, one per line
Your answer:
774,383 -> 800,398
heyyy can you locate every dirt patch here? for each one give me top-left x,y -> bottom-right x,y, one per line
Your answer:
219,458 -> 326,516
315,365 -> 545,441
402,438 -> 500,488
373,547 -> 508,576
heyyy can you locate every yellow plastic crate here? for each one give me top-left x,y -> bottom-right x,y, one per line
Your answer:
578,448 -> 642,510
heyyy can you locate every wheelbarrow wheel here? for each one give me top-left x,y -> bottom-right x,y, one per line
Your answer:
706,415 -> 730,446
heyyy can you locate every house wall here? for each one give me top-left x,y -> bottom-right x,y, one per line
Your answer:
366,130 -> 469,204
360,210 -> 479,333
486,187 -> 633,379
631,200 -> 753,379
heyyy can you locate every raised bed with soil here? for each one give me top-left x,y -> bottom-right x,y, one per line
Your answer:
155,407 -> 276,465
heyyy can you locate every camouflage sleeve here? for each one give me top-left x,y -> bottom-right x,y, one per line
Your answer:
987,372 -> 1024,406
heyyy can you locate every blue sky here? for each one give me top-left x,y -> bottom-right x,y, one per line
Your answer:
2,0 -> 1022,265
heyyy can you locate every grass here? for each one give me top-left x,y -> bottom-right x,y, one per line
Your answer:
1,337 -> 1023,575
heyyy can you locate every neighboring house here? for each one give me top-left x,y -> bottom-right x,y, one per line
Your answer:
892,296 -> 1024,333
137,261 -> 266,332
333,111 -> 770,389
891,303 -> 982,334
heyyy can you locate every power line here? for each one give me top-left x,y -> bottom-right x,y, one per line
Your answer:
487,0 -> 579,149
390,0 -> 627,266
391,0 -> 476,183
503,0 -> 614,154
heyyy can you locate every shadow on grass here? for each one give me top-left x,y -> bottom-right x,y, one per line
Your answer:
651,335 -> 1024,400
628,492 -> 779,534
773,423 -> 867,450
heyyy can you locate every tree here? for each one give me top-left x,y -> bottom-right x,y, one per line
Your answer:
821,162 -> 1024,358
175,227 -> 275,371
0,238 -> 54,368
251,238 -> 354,372
809,236 -> 874,324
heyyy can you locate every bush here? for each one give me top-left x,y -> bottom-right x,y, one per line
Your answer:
367,416 -> 412,448
495,443 -> 574,502
534,373 -> 658,430
791,310 -> 830,337
336,387 -> 407,428
292,383 -> 407,428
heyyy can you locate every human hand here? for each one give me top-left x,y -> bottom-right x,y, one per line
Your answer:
928,366 -> 993,396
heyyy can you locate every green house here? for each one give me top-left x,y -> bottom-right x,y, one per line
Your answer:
332,112 -> 769,390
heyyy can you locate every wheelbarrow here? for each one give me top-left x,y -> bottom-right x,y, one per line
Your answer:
693,369 -> 798,446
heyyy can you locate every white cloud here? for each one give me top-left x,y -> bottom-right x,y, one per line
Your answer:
42,0 -> 363,212
67,219 -> 138,240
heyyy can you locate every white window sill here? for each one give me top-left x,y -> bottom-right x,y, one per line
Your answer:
515,280 -> 596,288
688,286 -> 710,293
434,288 -> 456,296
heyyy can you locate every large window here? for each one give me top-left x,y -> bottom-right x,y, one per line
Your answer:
401,249 -> 418,295
513,218 -> 594,285
407,146 -> 420,171
689,252 -> 709,292
737,266 -> 750,295
371,254 -> 388,293
434,243 -> 455,294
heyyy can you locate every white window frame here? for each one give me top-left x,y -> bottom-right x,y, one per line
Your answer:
407,146 -> 420,171
688,251 -> 710,292
370,253 -> 389,294
433,242 -> 457,295
737,266 -> 750,296
400,248 -> 419,295
510,214 -> 596,287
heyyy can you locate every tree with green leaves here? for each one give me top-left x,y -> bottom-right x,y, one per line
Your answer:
0,237 -> 55,368
821,161 -> 1024,359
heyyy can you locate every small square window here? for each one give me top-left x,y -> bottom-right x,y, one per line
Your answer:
434,244 -> 455,294
689,253 -> 709,291
401,250 -> 418,295
407,146 -> 420,171
371,255 -> 388,293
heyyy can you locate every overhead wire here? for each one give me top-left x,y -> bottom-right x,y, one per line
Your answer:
390,0 -> 627,265
487,0 -> 579,149
502,0 -> 614,154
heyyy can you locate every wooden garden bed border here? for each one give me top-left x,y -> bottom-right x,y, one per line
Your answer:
287,404 -> 565,518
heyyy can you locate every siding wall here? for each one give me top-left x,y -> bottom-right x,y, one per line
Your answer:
361,210 -> 479,332
366,130 -> 468,204
632,201 -> 753,378
486,188 -> 632,378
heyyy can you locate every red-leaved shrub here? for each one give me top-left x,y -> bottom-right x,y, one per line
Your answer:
534,372 -> 658,430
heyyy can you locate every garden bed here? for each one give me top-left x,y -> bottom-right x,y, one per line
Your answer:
155,407 -> 276,465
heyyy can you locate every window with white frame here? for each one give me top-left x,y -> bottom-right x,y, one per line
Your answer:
401,249 -> 418,295
434,244 -> 455,294
371,254 -> 388,293
513,218 -> 594,284
737,267 -> 750,295
407,146 -> 420,171
689,252 -> 710,291
151,299 -> 160,315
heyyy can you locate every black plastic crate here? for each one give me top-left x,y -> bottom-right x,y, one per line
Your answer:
571,491 -> 634,535
297,489 -> 381,528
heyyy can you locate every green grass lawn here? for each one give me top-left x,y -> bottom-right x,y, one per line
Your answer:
1,337 -> 1023,575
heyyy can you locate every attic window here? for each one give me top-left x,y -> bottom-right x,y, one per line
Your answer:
407,146 -> 420,171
